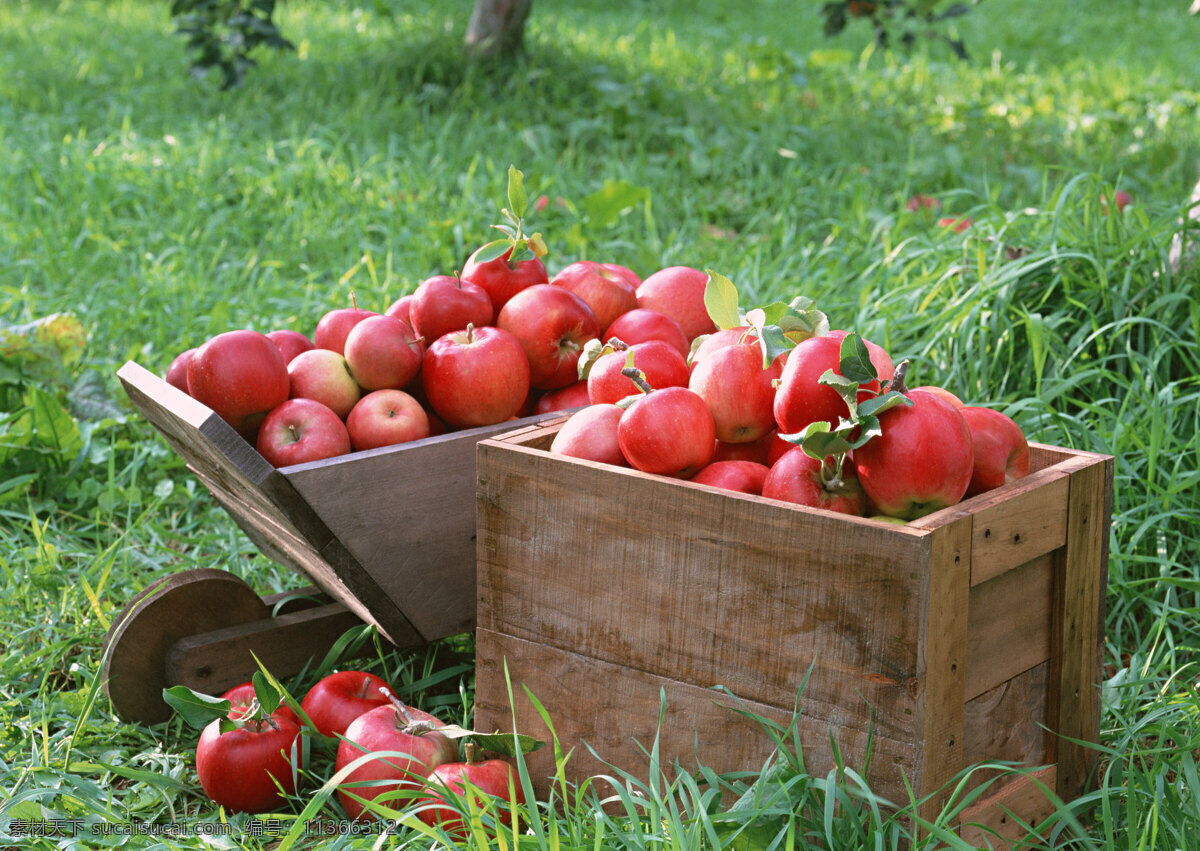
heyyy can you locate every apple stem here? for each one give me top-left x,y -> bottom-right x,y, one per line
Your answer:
620,367 -> 654,395
379,686 -> 437,736
356,675 -> 372,700
820,454 -> 848,492
464,323 -> 476,344
464,741 -> 478,765
888,359 -> 911,396
288,425 -> 298,442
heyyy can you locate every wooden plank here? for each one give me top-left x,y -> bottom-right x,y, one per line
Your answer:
962,661 -> 1050,789
965,554 -> 1053,701
914,516 -> 972,823
966,473 -> 1068,586
1047,452 -> 1111,802
166,603 -> 369,696
477,435 -> 930,745
958,765 -> 1058,849
474,628 -> 919,805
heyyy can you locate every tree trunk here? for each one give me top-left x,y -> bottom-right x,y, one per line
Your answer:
465,0 -> 533,60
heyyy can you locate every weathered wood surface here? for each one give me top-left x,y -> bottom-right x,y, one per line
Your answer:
958,764 -> 1058,849
965,552 -> 1053,701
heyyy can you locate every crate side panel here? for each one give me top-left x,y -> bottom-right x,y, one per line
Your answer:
962,660 -> 1050,788
477,441 -> 928,743
475,628 -> 919,805
965,552 -> 1053,701
967,473 -> 1068,586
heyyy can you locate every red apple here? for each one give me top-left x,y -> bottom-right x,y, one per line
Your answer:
617,386 -> 716,478
256,398 -> 351,467
762,448 -> 866,516
300,670 -> 395,739
549,404 -> 627,467
196,712 -> 304,814
336,702 -> 458,821
343,314 -> 424,392
187,330 -> 291,440
689,460 -> 769,495
905,194 -> 941,213
587,340 -> 689,405
346,389 -> 430,451
959,406 -> 1031,497
287,348 -> 362,419
550,260 -> 639,333
938,217 -> 973,233
910,385 -> 965,409
165,347 -> 196,394
635,265 -> 716,342
774,332 -> 894,435
689,341 -> 782,444
221,682 -> 298,724
313,307 -> 378,355
422,325 -> 531,429
266,329 -> 316,364
496,284 -> 600,390
688,327 -> 751,373
603,308 -> 690,359
417,757 -> 526,837
384,294 -> 416,326
409,274 -> 495,345
711,429 -> 777,465
601,263 -> 641,287
461,245 -> 548,312
853,388 -> 975,519
533,380 -> 591,414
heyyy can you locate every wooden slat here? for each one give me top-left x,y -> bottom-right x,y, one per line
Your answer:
474,628 -> 919,805
477,435 -> 931,745
962,661 -> 1051,789
958,765 -> 1058,849
966,473 -> 1069,586
965,554 -> 1053,701
1048,452 -> 1112,802
914,516 -> 972,823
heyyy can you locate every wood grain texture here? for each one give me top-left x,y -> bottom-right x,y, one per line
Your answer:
477,436 -> 930,744
913,517 -> 971,822
962,661 -> 1050,789
965,473 -> 1068,586
965,554 -> 1053,700
474,628 -> 919,804
1048,452 -> 1112,801
958,765 -> 1059,849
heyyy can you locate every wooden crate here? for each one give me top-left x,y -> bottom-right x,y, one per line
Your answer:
474,418 -> 1112,842
116,360 -> 565,650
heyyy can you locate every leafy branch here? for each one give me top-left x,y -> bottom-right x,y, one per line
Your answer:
169,0 -> 295,89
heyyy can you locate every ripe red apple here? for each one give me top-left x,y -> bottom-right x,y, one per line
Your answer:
221,681 -> 298,724
601,263 -> 641,287
256,398 -> 352,467
422,325 -> 531,429
938,217 -> 973,233
635,265 -> 716,342
313,307 -> 378,355
533,380 -> 591,414
287,348 -> 362,419
346,389 -> 430,451
266,329 -> 316,364
461,245 -> 548,312
587,340 -> 689,405
384,294 -> 416,326
165,347 -> 196,394
496,284 -> 599,390
618,386 -> 716,478
689,341 -> 782,444
959,406 -> 1031,497
196,712 -> 304,814
343,314 -> 424,392
417,757 -> 526,837
336,702 -> 458,821
762,448 -> 866,516
910,385 -> 965,409
711,429 -> 777,465
409,274 -> 495,345
853,388 -> 975,519
688,327 -> 751,374
905,194 -> 941,213
773,332 -> 894,435
603,308 -> 690,359
1102,190 -> 1134,215
689,460 -> 769,495
550,260 -> 639,333
300,670 -> 395,739
549,404 -> 627,467
187,330 -> 291,440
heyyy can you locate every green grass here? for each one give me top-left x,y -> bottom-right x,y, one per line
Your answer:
2,0 -> 1199,847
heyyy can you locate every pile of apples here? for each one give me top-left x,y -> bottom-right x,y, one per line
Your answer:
549,275 -> 1032,523
188,670 -> 524,832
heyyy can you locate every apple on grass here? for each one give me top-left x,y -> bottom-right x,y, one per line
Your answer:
635,265 -> 717,342
603,308 -> 690,359
422,325 -> 531,429
287,348 -> 361,419
256,398 -> 352,467
550,260 -> 638,333
549,404 -> 627,467
416,749 -> 526,838
761,447 -> 866,516
497,284 -> 600,390
222,681 -> 298,724
959,406 -> 1030,497
409,274 -> 494,345
313,306 -> 378,355
344,315 -> 425,392
196,710 -> 305,814
346,389 -> 430,451
300,670 -> 395,739
187,329 -> 291,441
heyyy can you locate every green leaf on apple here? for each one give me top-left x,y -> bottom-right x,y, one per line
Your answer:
703,269 -> 742,330
857,389 -> 913,419
507,165 -> 528,220
252,671 -> 281,716
162,685 -> 231,731
817,367 -> 861,413
474,238 -> 513,265
837,332 -> 877,384
846,413 -> 883,449
435,723 -> 545,757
